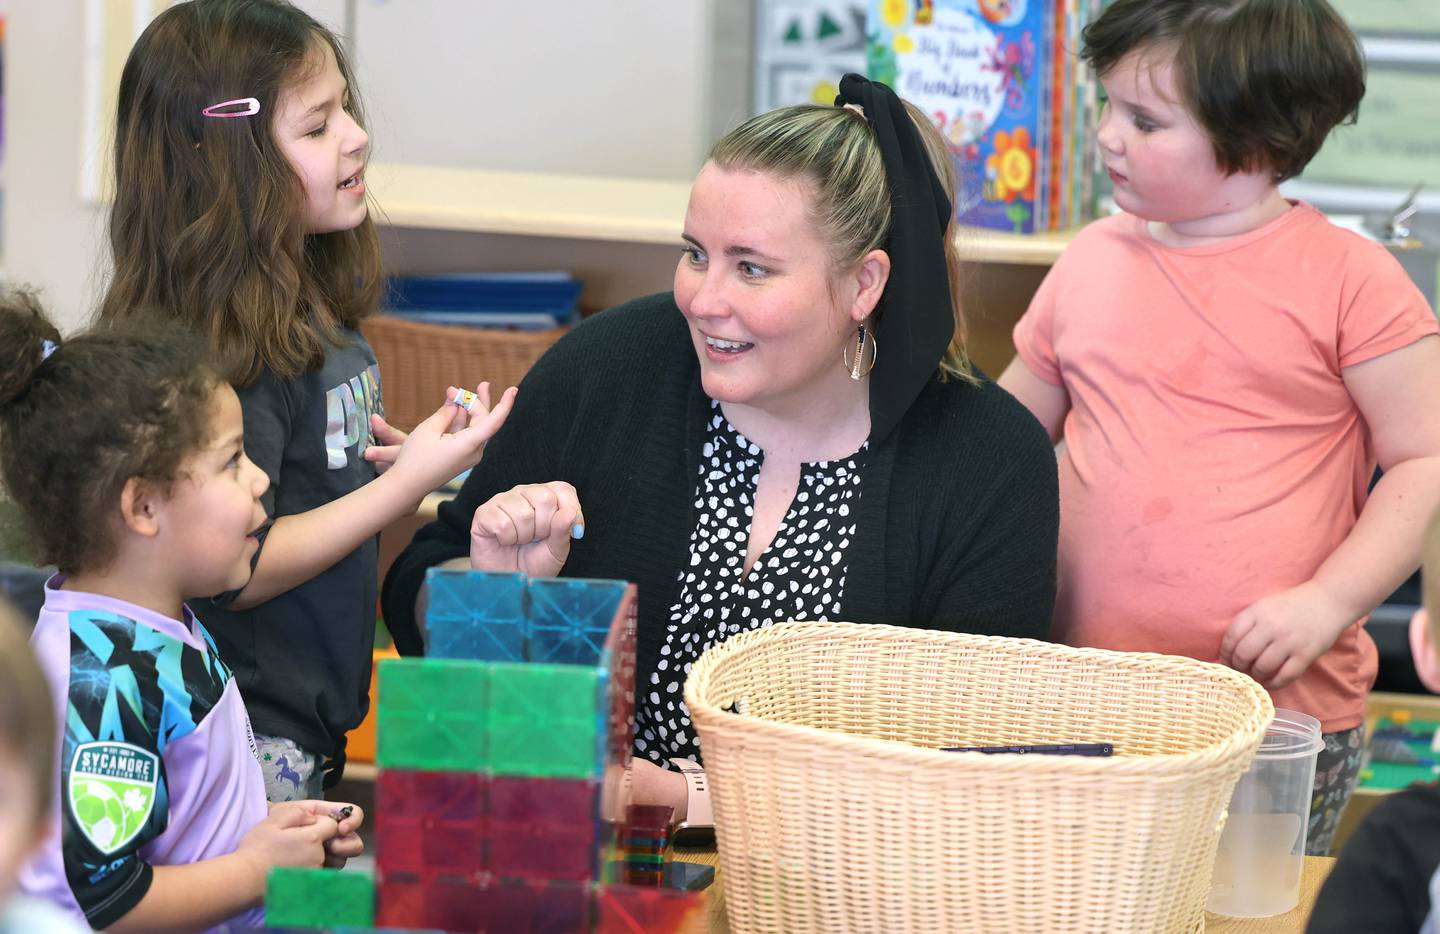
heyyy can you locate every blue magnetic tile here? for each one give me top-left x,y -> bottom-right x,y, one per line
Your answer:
424,568 -> 527,661
527,578 -> 627,666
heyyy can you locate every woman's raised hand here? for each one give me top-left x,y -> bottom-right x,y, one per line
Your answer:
469,481 -> 584,578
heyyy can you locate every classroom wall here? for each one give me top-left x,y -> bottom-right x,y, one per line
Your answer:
351,1 -> 752,181
0,1 -> 750,334
3,0 -> 107,333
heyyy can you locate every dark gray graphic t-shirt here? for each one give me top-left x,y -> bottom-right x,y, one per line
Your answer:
193,329 -> 382,768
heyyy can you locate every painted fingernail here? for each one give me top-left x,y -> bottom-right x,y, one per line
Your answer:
452,388 -> 479,411
572,523 -> 585,540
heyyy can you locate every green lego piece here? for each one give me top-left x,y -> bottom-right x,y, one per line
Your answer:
265,867 -> 374,928
377,658 -> 490,771
489,662 -> 603,778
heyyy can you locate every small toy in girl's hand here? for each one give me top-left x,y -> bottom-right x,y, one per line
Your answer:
330,804 -> 353,822
452,388 -> 479,411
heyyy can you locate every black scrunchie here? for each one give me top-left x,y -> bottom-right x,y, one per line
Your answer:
835,73 -> 956,444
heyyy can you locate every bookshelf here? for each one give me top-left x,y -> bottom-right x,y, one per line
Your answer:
369,162 -> 1074,266
369,163 -> 1070,376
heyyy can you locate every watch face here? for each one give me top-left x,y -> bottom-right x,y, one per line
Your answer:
671,823 -> 716,848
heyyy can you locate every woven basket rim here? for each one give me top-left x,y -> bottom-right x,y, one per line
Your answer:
684,620 -> 1273,776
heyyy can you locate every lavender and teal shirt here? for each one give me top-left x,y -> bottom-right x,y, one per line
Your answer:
18,577 -> 267,931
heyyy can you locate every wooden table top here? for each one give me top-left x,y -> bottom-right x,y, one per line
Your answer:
670,848 -> 1334,933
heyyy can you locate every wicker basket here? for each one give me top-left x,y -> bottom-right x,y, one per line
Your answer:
361,315 -> 567,431
685,622 -> 1273,934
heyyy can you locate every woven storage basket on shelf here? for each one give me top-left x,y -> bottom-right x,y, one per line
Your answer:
361,315 -> 567,431
686,621 -> 1273,934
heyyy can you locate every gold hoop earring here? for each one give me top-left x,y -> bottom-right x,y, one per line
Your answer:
843,323 -> 878,380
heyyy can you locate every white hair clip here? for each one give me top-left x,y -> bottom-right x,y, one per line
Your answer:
202,97 -> 261,118
41,339 -> 58,360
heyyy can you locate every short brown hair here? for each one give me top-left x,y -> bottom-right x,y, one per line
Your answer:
101,0 -> 382,387
0,599 -> 55,822
1082,0 -> 1365,182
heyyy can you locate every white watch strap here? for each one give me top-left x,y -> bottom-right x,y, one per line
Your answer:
669,758 -> 713,827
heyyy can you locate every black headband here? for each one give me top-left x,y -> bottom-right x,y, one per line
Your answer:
834,73 -> 956,444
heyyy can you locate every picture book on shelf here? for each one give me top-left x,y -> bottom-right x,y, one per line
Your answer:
866,0 -> 1101,234
868,0 -> 1048,233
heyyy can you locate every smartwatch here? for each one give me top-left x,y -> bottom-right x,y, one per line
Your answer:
669,758 -> 715,847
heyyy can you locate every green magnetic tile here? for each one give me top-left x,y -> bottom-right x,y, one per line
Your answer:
377,658 -> 490,771
266,867 -> 374,927
489,663 -> 603,778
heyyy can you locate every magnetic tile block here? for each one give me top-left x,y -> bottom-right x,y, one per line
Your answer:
606,861 -> 715,893
489,774 -> 598,826
480,878 -> 592,934
527,578 -> 628,665
625,869 -> 664,887
489,663 -> 603,778
265,867 -> 374,928
376,770 -> 486,875
219,928 -> 420,934
377,874 -> 591,934
488,776 -> 600,880
488,823 -> 598,881
595,884 -> 705,934
625,839 -> 667,854
424,568 -> 527,662
377,659 -> 489,771
376,872 -> 487,933
625,804 -> 674,837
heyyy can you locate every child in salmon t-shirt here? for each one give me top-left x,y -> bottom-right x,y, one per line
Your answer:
1000,0 -> 1440,856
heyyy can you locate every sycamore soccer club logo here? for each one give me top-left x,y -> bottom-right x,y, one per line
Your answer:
68,742 -> 159,854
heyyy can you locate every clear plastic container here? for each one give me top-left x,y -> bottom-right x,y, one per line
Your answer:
1207,709 -> 1324,917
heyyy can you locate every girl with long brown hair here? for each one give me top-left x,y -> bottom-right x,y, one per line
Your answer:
98,0 -> 516,803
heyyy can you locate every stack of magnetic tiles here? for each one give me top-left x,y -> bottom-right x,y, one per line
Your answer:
259,568 -> 705,934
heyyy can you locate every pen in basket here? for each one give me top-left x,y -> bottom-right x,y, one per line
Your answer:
941,742 -> 1114,756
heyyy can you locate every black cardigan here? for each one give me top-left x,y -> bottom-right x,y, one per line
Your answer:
382,293 -> 1059,690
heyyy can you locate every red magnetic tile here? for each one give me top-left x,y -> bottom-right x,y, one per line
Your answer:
377,872 -> 487,933
488,823 -> 598,881
595,884 -> 704,934
378,769 -> 488,819
376,770 -> 486,875
624,804 -> 673,836
486,776 -> 601,880
481,878 -> 592,933
489,775 -> 598,826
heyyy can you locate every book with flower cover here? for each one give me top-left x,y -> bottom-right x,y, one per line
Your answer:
867,0 -> 1050,234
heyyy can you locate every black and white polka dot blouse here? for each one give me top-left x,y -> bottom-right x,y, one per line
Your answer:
635,401 -> 865,767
